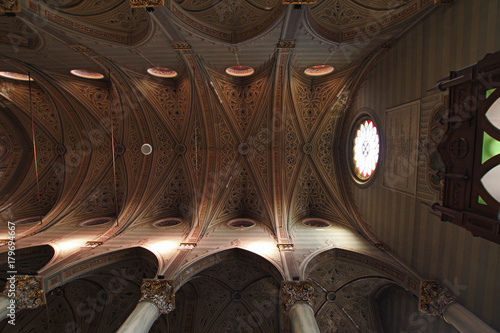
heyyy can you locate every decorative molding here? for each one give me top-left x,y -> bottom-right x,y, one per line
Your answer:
130,0 -> 165,7
277,40 -> 296,49
171,41 -> 191,50
139,279 -> 175,314
374,243 -> 389,251
277,243 -> 294,251
419,280 -> 455,317
280,281 -> 314,313
283,0 -> 317,4
382,40 -> 396,49
68,44 -> 92,53
179,242 -> 197,250
44,10 -> 128,44
2,276 -> 45,310
82,241 -> 103,248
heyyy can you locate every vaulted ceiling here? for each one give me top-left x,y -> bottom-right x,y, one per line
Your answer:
0,0 -> 468,332
0,0 -> 439,244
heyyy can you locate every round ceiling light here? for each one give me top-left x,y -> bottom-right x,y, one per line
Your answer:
304,65 -> 334,77
70,69 -> 104,79
0,71 -> 34,81
141,143 -> 153,155
147,67 -> 178,78
225,65 -> 254,77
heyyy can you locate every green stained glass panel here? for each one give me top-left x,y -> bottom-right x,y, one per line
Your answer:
482,132 -> 500,164
486,88 -> 496,99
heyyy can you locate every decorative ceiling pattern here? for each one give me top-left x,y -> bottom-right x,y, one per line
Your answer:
0,1 -> 462,331
307,0 -> 421,42
0,253 -> 158,333
174,0 -> 283,41
170,256 -> 281,332
307,253 -> 395,332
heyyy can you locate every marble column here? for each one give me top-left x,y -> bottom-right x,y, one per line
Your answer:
419,280 -> 497,333
117,279 -> 175,333
1,275 -> 46,320
281,281 -> 320,333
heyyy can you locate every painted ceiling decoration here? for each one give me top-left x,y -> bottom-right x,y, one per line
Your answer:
1,0 -> 493,332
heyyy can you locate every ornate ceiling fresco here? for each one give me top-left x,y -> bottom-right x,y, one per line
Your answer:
0,0 -> 463,331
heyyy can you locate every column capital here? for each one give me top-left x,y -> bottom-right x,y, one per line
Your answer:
139,279 -> 175,315
2,275 -> 45,310
280,281 -> 314,313
419,280 -> 455,317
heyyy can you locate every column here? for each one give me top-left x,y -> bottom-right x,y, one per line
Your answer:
419,280 -> 497,333
281,281 -> 320,333
117,279 -> 175,333
1,275 -> 46,320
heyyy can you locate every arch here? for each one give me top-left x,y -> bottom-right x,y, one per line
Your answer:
0,244 -> 54,284
301,247 -> 418,294
173,248 -> 284,291
41,246 -> 158,292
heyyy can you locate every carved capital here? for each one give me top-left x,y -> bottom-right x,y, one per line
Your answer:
2,276 -> 45,310
139,279 -> 175,314
280,281 -> 314,313
0,0 -> 20,12
419,280 -> 455,317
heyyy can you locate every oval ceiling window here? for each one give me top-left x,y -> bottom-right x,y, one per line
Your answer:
352,117 -> 380,182
153,219 -> 182,228
0,71 -> 34,81
225,66 -> 254,77
228,219 -> 255,228
70,69 -> 104,79
80,217 -> 113,227
304,65 -> 334,77
147,67 -> 178,78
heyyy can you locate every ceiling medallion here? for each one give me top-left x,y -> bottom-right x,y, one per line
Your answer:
70,69 -> 104,79
238,142 -> 250,155
225,66 -> 255,77
147,67 -> 178,78
304,65 -> 334,77
302,219 -> 331,228
0,71 -> 33,81
228,219 -> 256,229
141,143 -> 153,155
175,143 -> 186,155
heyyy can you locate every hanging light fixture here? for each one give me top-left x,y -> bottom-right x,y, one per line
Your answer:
225,46 -> 254,77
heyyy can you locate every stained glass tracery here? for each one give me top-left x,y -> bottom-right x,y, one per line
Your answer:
353,119 -> 380,180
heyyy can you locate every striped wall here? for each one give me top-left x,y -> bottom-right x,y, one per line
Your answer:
348,0 -> 500,330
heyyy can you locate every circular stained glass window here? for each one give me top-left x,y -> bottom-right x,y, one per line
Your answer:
353,119 -> 380,181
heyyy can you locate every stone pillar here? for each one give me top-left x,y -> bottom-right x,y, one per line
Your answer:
1,275 -> 46,319
419,280 -> 496,333
281,281 -> 320,333
117,279 -> 175,333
